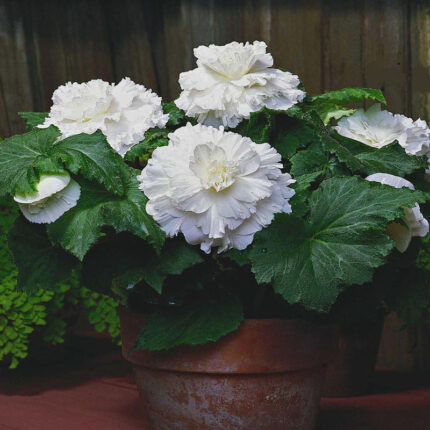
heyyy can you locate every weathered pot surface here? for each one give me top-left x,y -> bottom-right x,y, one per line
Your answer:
323,316 -> 384,397
120,308 -> 330,430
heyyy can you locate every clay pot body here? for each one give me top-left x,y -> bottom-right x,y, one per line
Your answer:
120,308 -> 330,430
323,317 -> 384,397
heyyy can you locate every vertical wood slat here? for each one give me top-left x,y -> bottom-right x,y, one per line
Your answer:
25,0 -> 113,110
104,0 -> 158,93
321,0 -> 363,92
411,0 -> 430,121
362,0 -> 410,114
269,0 -> 323,95
0,1 -> 35,136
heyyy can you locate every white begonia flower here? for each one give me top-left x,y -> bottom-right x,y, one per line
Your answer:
366,173 -> 429,252
39,78 -> 169,157
14,173 -> 81,224
137,123 -> 295,253
334,104 -> 409,149
175,41 -> 306,129
395,115 -> 430,180
396,117 -> 430,156
335,104 -> 430,179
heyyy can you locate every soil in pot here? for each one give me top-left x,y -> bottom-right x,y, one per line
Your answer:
120,308 -> 331,430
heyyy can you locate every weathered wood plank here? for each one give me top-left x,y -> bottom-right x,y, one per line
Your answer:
321,0 -> 363,92
0,1 -> 35,136
270,0 -> 323,95
24,0 -> 113,113
410,0 -> 430,121
362,0 -> 409,114
104,0 -> 158,92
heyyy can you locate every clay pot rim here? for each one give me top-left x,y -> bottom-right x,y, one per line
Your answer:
120,307 -> 331,374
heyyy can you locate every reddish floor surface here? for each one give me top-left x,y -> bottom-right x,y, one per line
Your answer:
0,334 -> 430,430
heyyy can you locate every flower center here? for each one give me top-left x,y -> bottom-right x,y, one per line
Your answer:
206,160 -> 237,191
26,196 -> 51,214
204,48 -> 255,80
190,144 -> 239,192
82,101 -> 113,123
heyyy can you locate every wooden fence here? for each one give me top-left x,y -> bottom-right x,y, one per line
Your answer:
1,0 -> 430,370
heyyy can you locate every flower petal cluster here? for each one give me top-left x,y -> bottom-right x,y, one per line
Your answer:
334,104 -> 409,148
14,173 -> 81,224
396,117 -> 430,156
366,173 -> 429,252
39,78 -> 169,157
175,41 -> 306,128
137,123 -> 295,253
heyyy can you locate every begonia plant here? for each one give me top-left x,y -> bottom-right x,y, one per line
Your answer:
2,41 -> 430,351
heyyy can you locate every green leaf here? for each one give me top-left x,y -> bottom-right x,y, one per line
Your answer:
47,172 -> 164,260
285,106 -> 365,172
131,294 -> 244,351
272,115 -> 317,159
18,112 -> 49,130
124,128 -> 169,163
315,106 -> 356,125
82,234 -> 202,295
332,132 -> 428,176
0,127 -> 128,197
115,240 -> 204,293
250,176 -> 427,312
0,127 -> 63,196
8,216 -> 77,293
53,131 -> 128,195
243,108 -> 273,143
163,101 -> 187,127
309,88 -> 385,125
388,270 -> 430,326
290,143 -> 328,177
311,88 -> 386,106
222,249 -> 250,267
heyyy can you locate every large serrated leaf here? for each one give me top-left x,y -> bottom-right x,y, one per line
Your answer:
0,127 -> 128,197
82,234 -> 202,295
114,240 -> 204,293
131,294 -> 244,351
8,216 -> 77,293
308,88 -> 386,125
18,112 -> 49,130
250,176 -> 426,312
47,172 -> 164,260
0,127 -> 64,196
53,131 -> 128,195
243,108 -> 273,143
332,132 -> 428,176
124,128 -> 169,164
163,101 -> 187,127
311,88 -> 386,106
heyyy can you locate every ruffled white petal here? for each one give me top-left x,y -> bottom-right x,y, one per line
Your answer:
366,173 -> 429,252
334,104 -> 409,149
18,179 -> 81,224
14,173 -> 70,204
396,116 -> 430,156
138,123 -> 295,253
39,78 -> 169,157
175,41 -> 305,128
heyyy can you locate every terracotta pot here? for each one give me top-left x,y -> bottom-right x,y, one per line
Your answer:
120,308 -> 330,430
323,316 -> 384,397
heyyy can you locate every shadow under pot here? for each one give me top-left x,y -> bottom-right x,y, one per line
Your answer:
120,308 -> 331,430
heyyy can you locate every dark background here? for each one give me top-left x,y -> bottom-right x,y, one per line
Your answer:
1,0 -> 429,371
